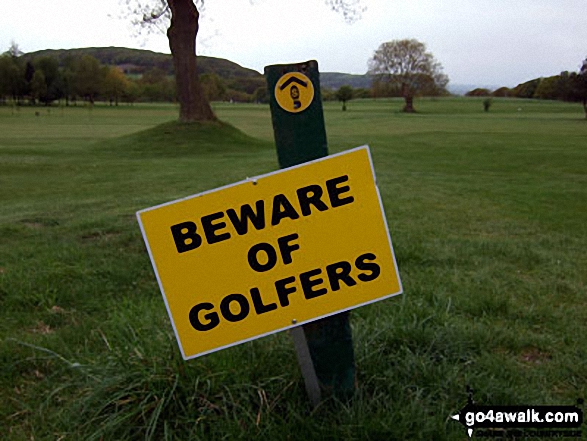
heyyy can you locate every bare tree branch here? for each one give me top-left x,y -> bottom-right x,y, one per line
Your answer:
119,0 -> 365,34
325,0 -> 366,23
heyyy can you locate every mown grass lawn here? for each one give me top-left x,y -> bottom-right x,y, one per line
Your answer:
1,98 -> 585,440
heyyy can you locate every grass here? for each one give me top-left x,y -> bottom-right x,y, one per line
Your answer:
1,98 -> 586,439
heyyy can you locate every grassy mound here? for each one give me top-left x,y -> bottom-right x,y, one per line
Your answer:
96,120 -> 273,158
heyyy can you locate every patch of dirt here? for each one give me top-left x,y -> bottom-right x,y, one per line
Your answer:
30,321 -> 53,335
50,305 -> 66,314
81,231 -> 120,241
520,348 -> 551,365
21,221 -> 45,229
20,218 -> 60,229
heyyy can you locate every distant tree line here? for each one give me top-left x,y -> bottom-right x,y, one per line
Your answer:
0,43 -> 267,106
0,41 -> 451,110
321,81 -> 448,102
0,44 -> 170,106
466,74 -> 584,100
5,42 -> 583,117
465,58 -> 587,117
322,86 -> 371,101
0,43 -> 434,109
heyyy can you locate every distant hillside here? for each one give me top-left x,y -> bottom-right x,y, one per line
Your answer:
448,83 -> 500,96
320,74 -> 507,97
21,47 -> 512,98
319,74 -> 488,95
23,47 -> 263,81
320,72 -> 372,90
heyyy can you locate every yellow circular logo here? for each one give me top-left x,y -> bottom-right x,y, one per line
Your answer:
274,72 -> 315,113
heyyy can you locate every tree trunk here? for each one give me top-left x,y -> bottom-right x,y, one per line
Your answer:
167,0 -> 216,123
401,83 -> 415,113
403,95 -> 415,113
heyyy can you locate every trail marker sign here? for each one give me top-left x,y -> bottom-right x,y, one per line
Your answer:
137,146 -> 402,360
274,72 -> 315,113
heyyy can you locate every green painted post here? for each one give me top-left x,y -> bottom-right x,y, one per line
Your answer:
264,60 -> 356,399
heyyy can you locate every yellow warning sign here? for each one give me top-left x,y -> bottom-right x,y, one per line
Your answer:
137,146 -> 402,360
274,72 -> 315,113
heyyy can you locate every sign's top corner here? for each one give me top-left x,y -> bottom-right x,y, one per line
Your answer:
264,60 -> 319,74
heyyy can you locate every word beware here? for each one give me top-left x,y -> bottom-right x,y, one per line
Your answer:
171,175 -> 353,253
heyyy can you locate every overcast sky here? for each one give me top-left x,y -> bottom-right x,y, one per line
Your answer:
2,0 -> 586,87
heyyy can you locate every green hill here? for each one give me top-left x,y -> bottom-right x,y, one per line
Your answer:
320,72 -> 372,90
21,48 -> 379,93
23,46 -> 262,81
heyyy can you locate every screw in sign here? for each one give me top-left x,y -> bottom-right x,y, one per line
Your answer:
274,72 -> 315,113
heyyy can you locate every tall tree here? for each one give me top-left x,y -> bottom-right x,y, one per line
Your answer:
34,56 -> 62,105
140,67 -> 176,101
200,73 -> 226,102
569,57 -> 587,119
368,39 -> 448,112
30,70 -> 47,104
61,55 -> 78,106
335,85 -> 354,111
166,0 -> 215,122
0,56 -> 13,102
121,0 -> 364,122
103,66 -> 130,105
534,76 -> 561,100
0,54 -> 24,103
0,43 -> 27,103
74,55 -> 104,104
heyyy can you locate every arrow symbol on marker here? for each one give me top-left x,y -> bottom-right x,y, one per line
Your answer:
279,76 -> 309,90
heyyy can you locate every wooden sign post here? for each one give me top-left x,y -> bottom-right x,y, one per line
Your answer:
265,60 -> 355,401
